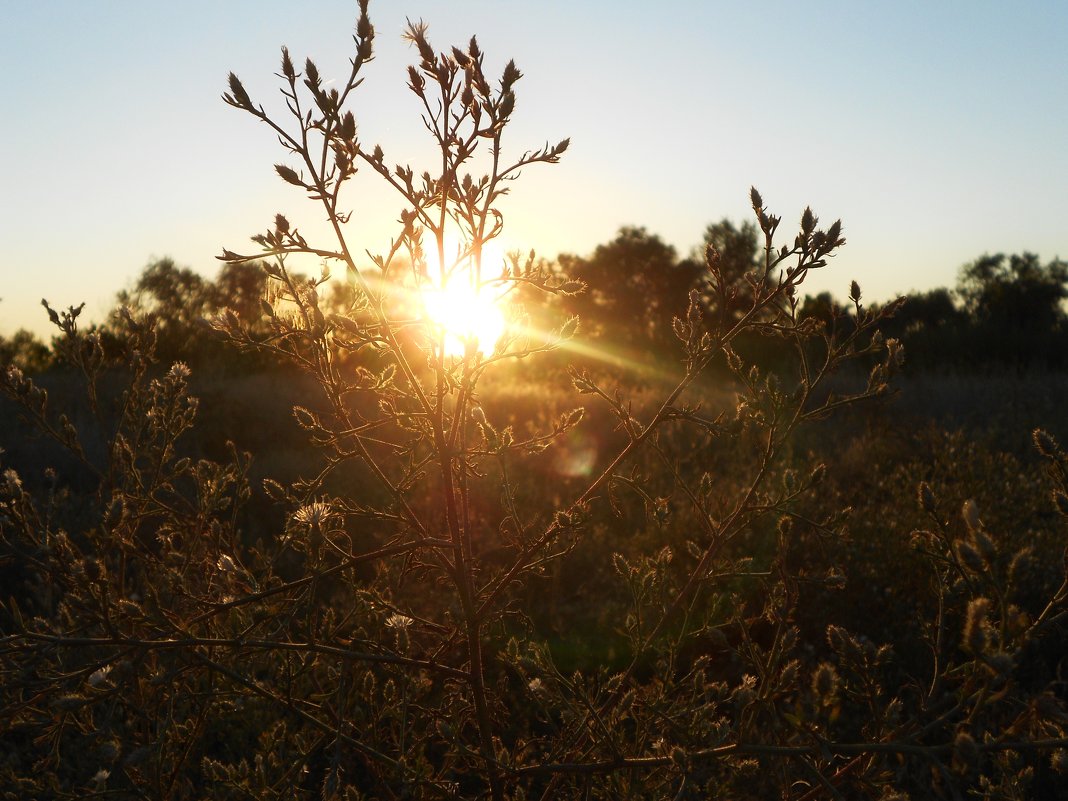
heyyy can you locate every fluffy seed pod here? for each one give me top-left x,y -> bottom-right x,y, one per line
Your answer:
811,662 -> 839,705
963,597 -> 992,655
918,482 -> 937,515
1034,428 -> 1060,458
954,540 -> 985,573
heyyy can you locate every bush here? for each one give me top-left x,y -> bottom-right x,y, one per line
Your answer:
3,5 -> 1068,799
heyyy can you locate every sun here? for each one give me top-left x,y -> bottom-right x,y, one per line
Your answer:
420,232 -> 509,358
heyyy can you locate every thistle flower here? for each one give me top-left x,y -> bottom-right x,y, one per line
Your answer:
385,613 -> 413,630
293,502 -> 333,528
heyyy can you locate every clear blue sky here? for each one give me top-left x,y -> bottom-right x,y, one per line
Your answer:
2,1 -> 1066,338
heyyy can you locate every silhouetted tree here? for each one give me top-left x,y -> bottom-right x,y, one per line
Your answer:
116,258 -> 213,362
959,252 -> 1067,332
697,218 -> 762,320
0,329 -> 51,372
878,288 -> 968,370
559,226 -> 702,352
114,258 -> 268,367
212,260 -> 269,324
957,252 -> 1068,368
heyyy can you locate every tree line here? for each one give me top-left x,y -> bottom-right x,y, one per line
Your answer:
2,225 -> 1065,375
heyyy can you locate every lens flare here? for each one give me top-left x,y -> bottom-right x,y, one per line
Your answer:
421,231 -> 509,357
422,271 -> 507,357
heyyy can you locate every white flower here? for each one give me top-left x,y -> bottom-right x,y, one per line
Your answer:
91,768 -> 110,787
527,678 -> 543,693
88,665 -> 112,687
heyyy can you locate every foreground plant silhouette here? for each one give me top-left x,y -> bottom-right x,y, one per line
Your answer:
3,3 -> 1068,799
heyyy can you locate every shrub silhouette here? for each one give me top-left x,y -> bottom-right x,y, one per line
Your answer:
3,5 -> 1068,800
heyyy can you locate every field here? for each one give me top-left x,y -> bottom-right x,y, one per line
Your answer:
2,5 -> 1068,798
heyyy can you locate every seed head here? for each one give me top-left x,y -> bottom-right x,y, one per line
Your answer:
1053,490 -> 1068,519
954,540 -> 986,573
293,502 -> 333,529
917,482 -> 937,515
385,613 -> 413,630
963,597 -> 992,655
1034,428 -> 1060,458
811,662 -> 839,704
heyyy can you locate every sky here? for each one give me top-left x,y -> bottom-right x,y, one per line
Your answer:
2,1 -> 1066,339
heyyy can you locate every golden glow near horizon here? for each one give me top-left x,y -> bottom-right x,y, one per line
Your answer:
420,230 -> 509,358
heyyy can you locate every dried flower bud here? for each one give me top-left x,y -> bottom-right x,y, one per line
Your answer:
811,662 -> 839,704
961,499 -> 981,532
82,557 -> 105,583
963,597 -> 992,655
1053,490 -> 1068,518
972,529 -> 996,562
226,72 -> 252,109
954,540 -> 985,573
470,405 -> 487,426
917,482 -> 937,515
1034,428 -> 1060,458
280,47 -> 295,80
